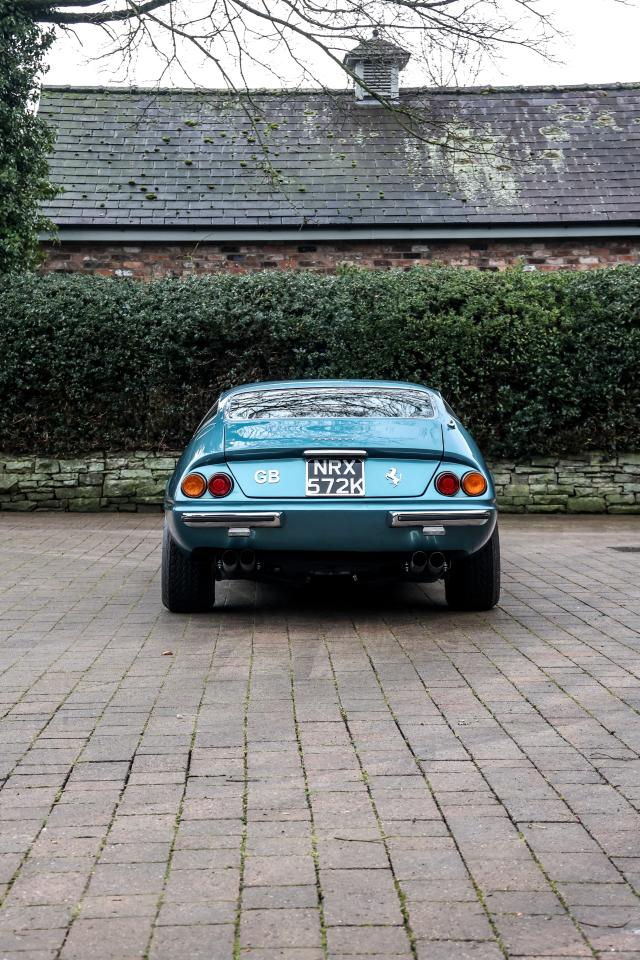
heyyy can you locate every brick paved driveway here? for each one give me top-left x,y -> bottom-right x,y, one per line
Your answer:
0,514 -> 639,960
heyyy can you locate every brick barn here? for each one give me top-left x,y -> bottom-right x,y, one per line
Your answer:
38,38 -> 640,278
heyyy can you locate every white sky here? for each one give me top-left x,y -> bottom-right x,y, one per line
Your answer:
44,0 -> 640,89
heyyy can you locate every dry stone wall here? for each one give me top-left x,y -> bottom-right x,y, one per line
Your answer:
1,452 -> 639,514
0,453 -> 178,513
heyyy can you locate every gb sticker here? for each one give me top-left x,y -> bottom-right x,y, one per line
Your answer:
254,469 -> 280,484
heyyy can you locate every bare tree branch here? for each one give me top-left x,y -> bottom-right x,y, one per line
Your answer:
27,0 -> 174,24
19,0 -> 636,137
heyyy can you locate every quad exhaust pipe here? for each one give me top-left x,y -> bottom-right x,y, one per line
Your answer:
239,550 -> 256,574
221,550 -> 239,576
409,550 -> 446,578
409,551 -> 428,575
220,549 -> 257,577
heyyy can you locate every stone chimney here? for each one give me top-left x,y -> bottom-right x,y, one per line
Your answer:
343,30 -> 410,103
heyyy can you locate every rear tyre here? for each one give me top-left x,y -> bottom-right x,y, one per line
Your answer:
161,521 -> 216,613
445,527 -> 500,611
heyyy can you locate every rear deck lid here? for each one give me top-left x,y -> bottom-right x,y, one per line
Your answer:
224,416 -> 443,460
224,418 -> 443,498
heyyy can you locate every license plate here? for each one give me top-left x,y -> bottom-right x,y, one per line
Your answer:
306,458 -> 365,497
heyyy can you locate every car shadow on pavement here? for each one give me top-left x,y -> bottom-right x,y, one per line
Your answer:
213,577 -> 449,615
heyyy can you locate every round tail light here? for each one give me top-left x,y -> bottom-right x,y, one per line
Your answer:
181,473 -> 207,498
208,473 -> 234,497
435,472 -> 460,496
461,471 -> 488,497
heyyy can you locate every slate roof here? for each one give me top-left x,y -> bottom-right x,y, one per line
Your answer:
39,83 -> 640,229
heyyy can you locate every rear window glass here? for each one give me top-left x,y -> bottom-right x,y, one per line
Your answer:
225,388 -> 435,420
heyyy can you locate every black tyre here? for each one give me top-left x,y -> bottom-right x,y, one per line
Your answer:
161,521 -> 216,613
445,527 -> 501,611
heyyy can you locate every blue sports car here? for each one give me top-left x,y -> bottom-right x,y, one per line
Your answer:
162,380 -> 500,612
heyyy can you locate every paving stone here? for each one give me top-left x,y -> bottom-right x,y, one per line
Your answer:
0,514 -> 639,960
59,917 -> 151,959
0,929 -> 67,953
86,863 -> 167,897
242,885 -> 318,909
243,854 -> 317,886
240,908 -> 322,948
402,878 -> 478,902
0,904 -> 73,929
409,902 -> 493,940
484,892 -> 566,915
5,871 -> 88,906
155,900 -> 235,926
415,944 -> 503,960
463,858 -> 550,893
169,848 -> 240,869
493,914 -> 592,956
148,923 -> 234,959
99,842 -> 173,864
163,867 -> 239,901
77,895 -> 159,919
326,925 -> 412,954
324,890 -> 404,926
316,837 -> 389,869
534,852 -> 622,884
236,952 -> 325,960
557,883 -> 639,907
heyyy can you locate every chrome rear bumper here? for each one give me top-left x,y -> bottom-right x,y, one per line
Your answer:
389,509 -> 491,536
181,508 -> 489,537
182,512 -> 282,528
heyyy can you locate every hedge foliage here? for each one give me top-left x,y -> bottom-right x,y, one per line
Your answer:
1,266 -> 639,458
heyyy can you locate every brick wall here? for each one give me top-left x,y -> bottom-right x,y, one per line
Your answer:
40,237 -> 640,278
2,452 -> 639,513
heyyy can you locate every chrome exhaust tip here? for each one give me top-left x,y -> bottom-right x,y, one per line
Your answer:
239,549 -> 256,574
221,550 -> 239,576
409,550 -> 428,575
428,551 -> 446,576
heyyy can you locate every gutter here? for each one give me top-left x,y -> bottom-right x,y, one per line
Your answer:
41,224 -> 640,243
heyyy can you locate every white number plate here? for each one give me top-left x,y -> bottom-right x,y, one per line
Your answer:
305,458 -> 365,497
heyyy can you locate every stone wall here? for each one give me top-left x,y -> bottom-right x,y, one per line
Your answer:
40,237 -> 640,279
0,453 -> 178,513
1,452 -> 639,514
492,454 -> 640,514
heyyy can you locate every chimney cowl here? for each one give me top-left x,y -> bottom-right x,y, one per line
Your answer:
343,30 -> 410,102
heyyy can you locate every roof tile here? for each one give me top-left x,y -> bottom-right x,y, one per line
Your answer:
39,84 -> 640,228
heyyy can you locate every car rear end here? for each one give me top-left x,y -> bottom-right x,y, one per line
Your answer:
165,382 -> 497,585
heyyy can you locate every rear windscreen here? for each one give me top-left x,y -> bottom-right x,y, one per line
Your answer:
225,388 -> 436,421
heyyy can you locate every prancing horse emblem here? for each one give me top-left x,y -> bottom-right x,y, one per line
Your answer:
385,467 -> 402,487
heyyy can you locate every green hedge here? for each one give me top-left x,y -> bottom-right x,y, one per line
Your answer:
1,266 -> 639,458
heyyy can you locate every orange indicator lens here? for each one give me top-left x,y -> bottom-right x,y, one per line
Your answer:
181,473 -> 207,498
461,471 -> 488,496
